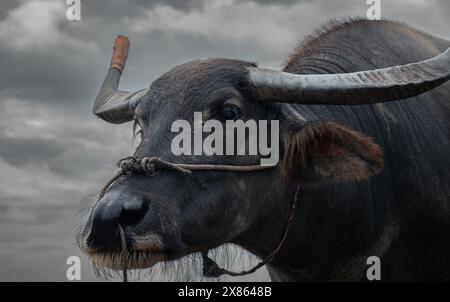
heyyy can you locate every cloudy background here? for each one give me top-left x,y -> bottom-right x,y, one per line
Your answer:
0,0 -> 448,282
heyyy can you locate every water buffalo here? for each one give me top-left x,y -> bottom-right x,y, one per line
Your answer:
78,19 -> 450,281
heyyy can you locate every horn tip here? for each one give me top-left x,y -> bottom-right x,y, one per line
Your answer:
115,35 -> 130,44
110,35 -> 130,72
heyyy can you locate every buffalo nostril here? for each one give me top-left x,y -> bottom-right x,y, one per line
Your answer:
120,199 -> 148,225
86,201 -> 121,250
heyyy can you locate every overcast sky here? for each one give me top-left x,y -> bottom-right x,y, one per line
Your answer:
0,0 -> 448,282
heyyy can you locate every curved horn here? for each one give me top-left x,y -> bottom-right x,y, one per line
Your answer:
247,47 -> 450,105
93,36 -> 148,124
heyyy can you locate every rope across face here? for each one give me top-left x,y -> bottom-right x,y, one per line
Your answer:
117,156 -> 192,175
96,155 -> 297,280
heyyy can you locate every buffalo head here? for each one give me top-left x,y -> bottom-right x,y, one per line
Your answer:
78,36 -> 450,273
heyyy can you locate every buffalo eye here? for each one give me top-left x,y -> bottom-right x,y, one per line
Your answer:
215,104 -> 242,121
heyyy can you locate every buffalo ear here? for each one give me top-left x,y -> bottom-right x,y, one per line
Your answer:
281,121 -> 383,182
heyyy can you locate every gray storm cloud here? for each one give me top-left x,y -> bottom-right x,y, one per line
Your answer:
0,0 -> 448,281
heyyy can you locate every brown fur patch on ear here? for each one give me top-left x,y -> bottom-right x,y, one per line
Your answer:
281,121 -> 384,181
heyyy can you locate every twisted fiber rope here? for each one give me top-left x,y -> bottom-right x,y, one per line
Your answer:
118,225 -> 128,282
